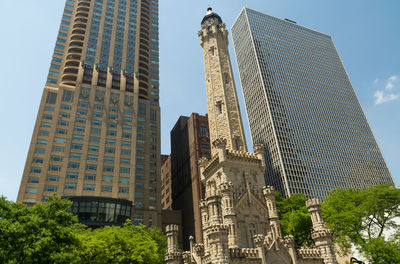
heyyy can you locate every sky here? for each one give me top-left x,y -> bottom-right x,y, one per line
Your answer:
0,0 -> 399,201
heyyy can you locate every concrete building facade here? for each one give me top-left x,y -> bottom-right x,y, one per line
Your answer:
17,0 -> 161,227
231,8 -> 394,201
164,8 -> 337,264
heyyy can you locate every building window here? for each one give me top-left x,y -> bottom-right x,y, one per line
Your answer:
216,101 -> 222,114
50,155 -> 63,162
65,183 -> 77,190
119,187 -> 129,193
85,174 -> 96,180
86,164 -> 97,171
28,177 -> 40,183
37,139 -> 48,145
88,145 -> 99,152
119,177 -> 130,183
101,185 -> 112,192
35,148 -> 46,154
32,158 -> 44,164
62,90 -> 74,102
83,184 -> 95,191
68,162 -> 80,169
25,187 -> 38,194
66,172 -> 78,179
102,176 -> 113,182
150,109 -> 157,121
46,92 -> 57,104
120,167 -> 130,173
70,153 -> 81,159
45,185 -> 58,192
47,175 -> 59,182
248,224 -> 257,248
49,165 -> 61,172
30,167 -> 42,173
138,103 -> 146,115
103,166 -> 114,172
71,144 -> 82,150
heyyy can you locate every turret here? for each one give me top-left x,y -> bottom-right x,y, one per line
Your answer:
306,199 -> 337,264
165,225 -> 182,264
263,186 -> 282,239
220,182 -> 239,248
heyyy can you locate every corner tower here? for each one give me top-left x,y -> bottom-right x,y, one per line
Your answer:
198,8 -> 247,155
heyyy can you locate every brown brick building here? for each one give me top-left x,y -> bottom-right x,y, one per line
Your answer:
166,113 -> 210,250
161,155 -> 172,209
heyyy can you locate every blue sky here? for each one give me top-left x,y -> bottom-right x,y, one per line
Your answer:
0,0 -> 398,201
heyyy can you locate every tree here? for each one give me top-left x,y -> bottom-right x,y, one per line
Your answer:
276,192 -> 313,247
0,196 -> 83,264
76,221 -> 167,264
360,236 -> 400,264
0,197 -> 167,264
322,184 -> 400,262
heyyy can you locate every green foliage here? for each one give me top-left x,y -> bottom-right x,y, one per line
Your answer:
322,184 -> 400,262
360,236 -> 400,264
76,221 -> 167,264
0,197 -> 167,264
0,196 -> 83,264
275,192 -> 313,247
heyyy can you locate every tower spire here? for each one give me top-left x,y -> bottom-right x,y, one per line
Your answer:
198,8 -> 247,155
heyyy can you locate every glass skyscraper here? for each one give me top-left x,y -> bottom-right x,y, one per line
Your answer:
17,0 -> 161,227
231,8 -> 393,200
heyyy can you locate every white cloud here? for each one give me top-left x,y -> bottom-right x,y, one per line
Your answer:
374,90 -> 399,105
374,75 -> 400,105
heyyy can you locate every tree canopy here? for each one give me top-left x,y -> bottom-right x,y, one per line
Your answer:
275,192 -> 313,247
322,184 -> 400,263
0,196 -> 167,264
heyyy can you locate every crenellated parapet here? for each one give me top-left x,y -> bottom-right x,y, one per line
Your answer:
205,223 -> 230,236
311,229 -> 333,241
194,243 -> 205,257
230,248 -> 259,259
254,234 -> 265,247
226,149 -> 262,164
220,182 -> 234,193
165,252 -> 182,263
198,21 -> 228,48
282,235 -> 295,248
297,248 -> 322,259
182,252 -> 192,264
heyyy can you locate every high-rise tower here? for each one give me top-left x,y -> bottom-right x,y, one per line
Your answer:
17,0 -> 161,227
199,8 -> 247,156
231,8 -> 394,201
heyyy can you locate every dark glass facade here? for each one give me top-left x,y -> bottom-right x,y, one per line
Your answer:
231,8 -> 394,201
67,196 -> 132,227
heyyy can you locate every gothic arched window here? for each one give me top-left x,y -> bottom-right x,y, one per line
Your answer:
248,223 -> 257,248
